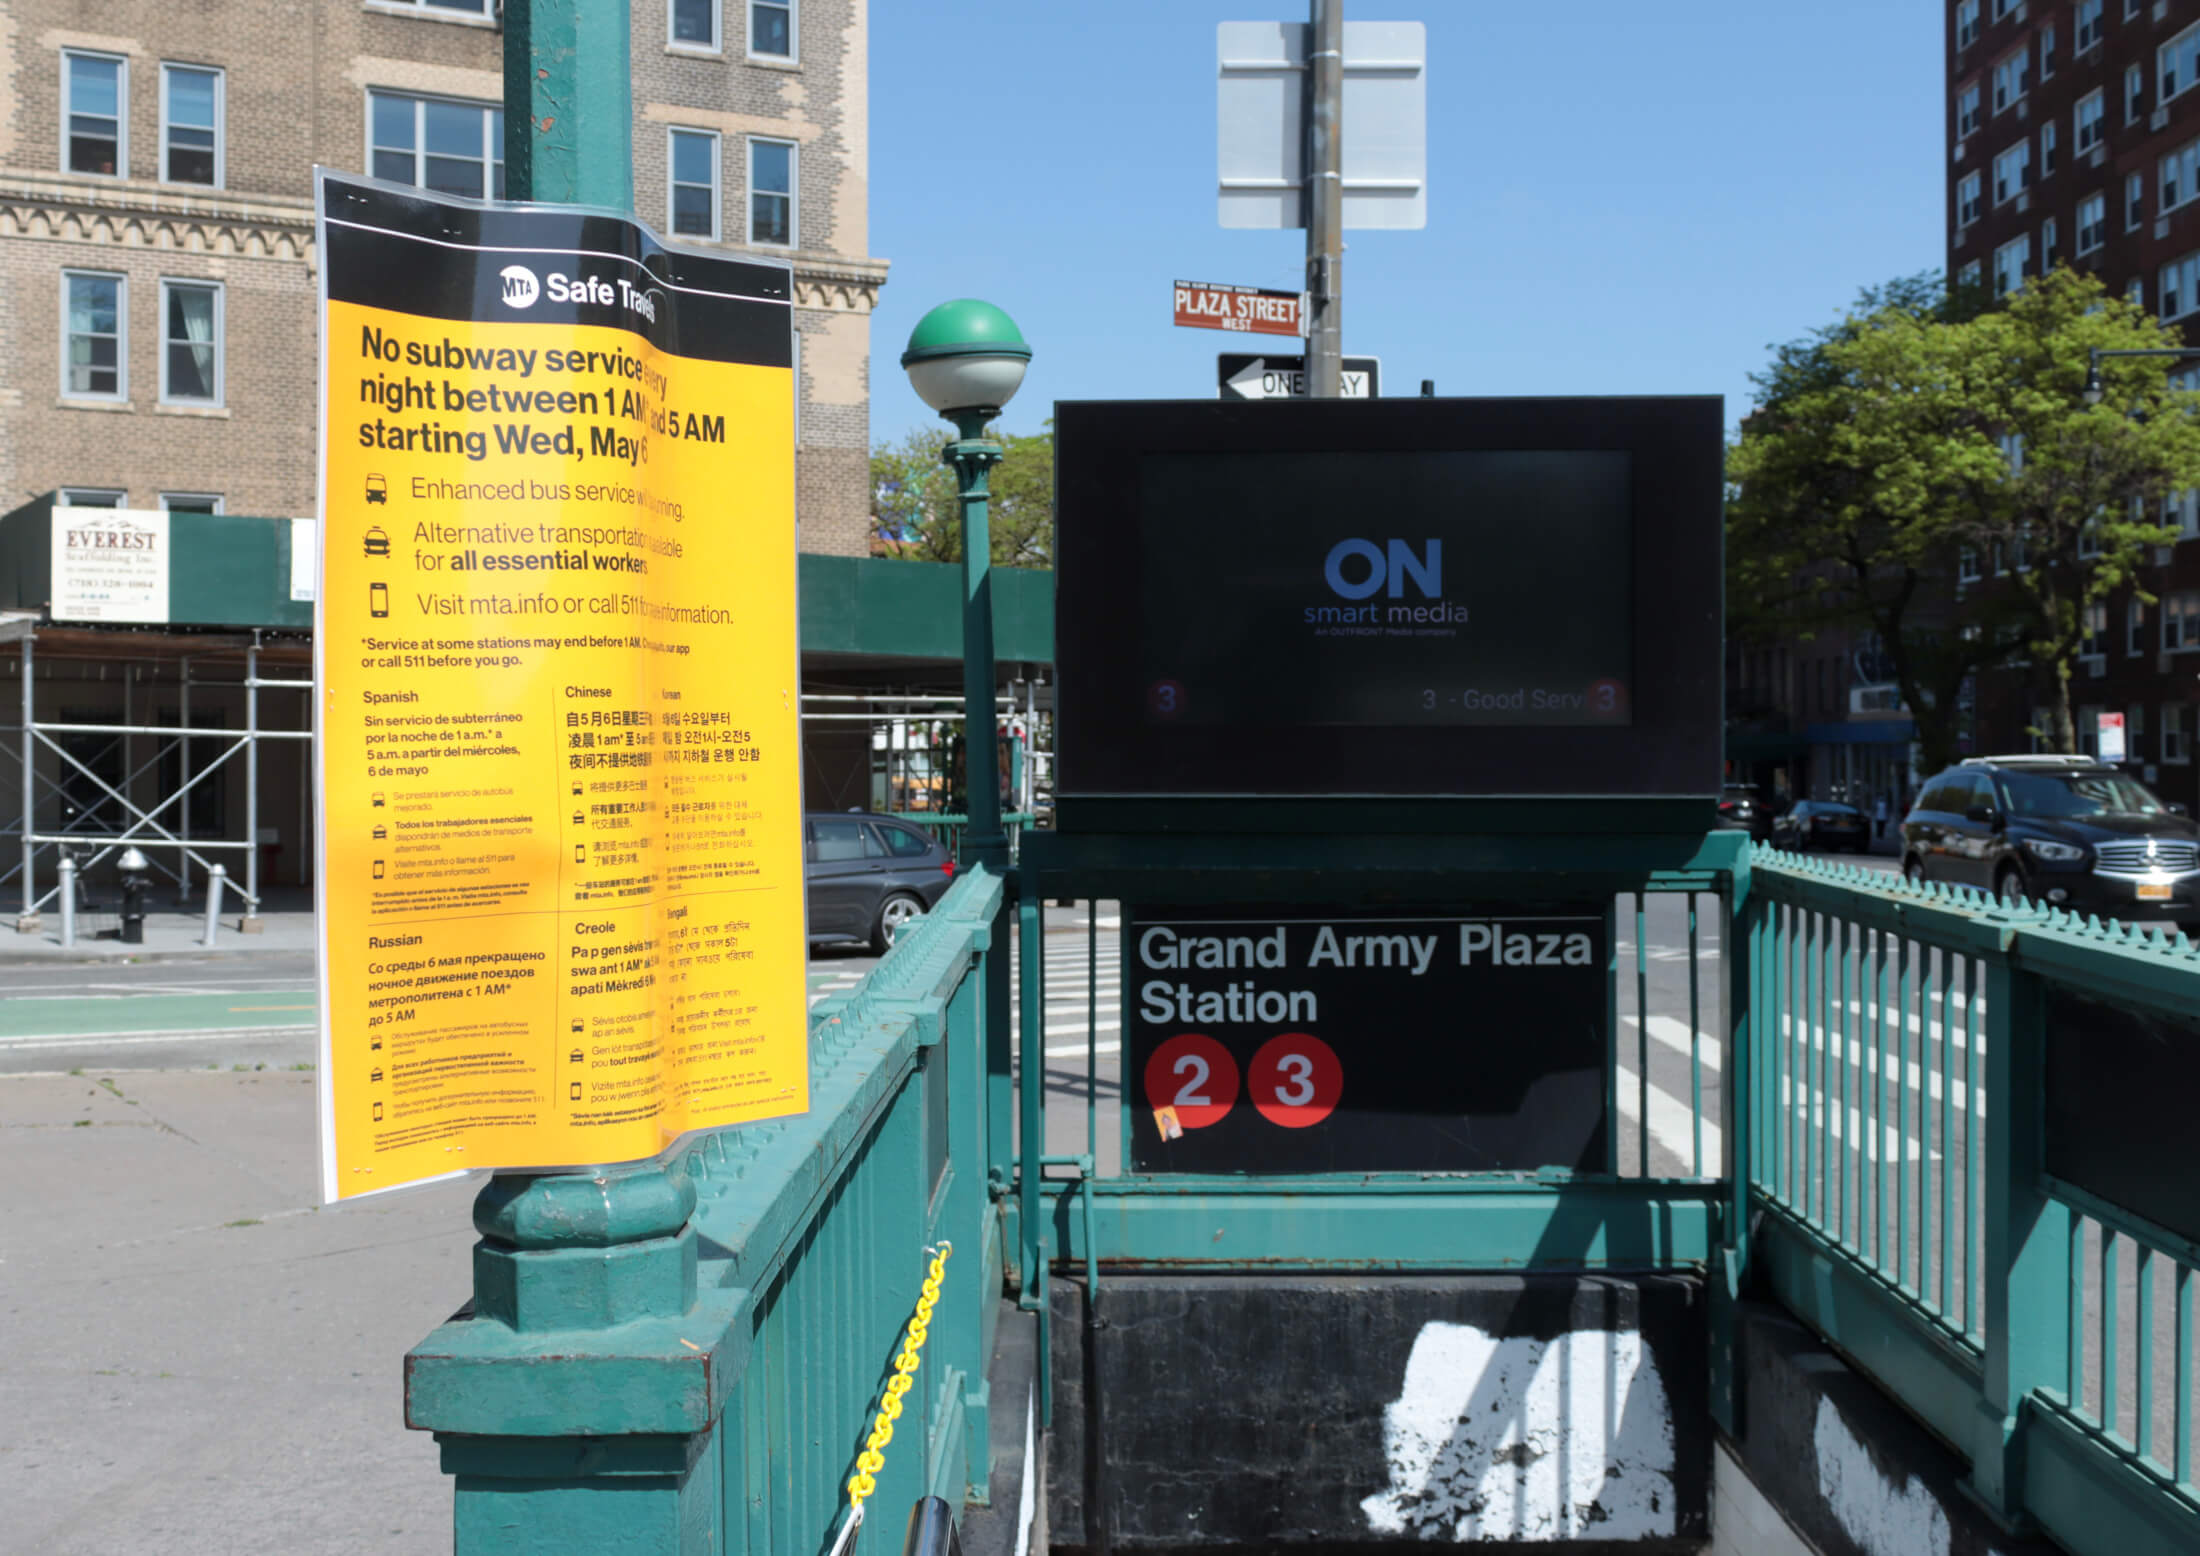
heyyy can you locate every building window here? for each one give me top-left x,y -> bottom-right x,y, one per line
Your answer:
2078,191 -> 2107,251
1993,0 -> 2019,18
2042,216 -> 2058,263
1995,234 -> 2031,294
667,128 -> 719,239
2079,513 -> 2102,556
62,272 -> 125,400
160,492 -> 223,513
2161,251 -> 2200,319
2166,591 -> 2200,651
1960,545 -> 1983,582
160,280 -> 222,405
2166,703 -> 2190,764
1959,258 -> 1984,291
2164,136 -> 2200,212
1995,140 -> 2031,203
1958,83 -> 1982,140
2076,89 -> 2105,152
63,52 -> 126,177
2163,21 -> 2200,104
2128,62 -> 2146,122
368,92 -> 504,200
2130,275 -> 2147,306
58,488 -> 125,507
2076,0 -> 2104,53
747,137 -> 794,246
1994,48 -> 2031,113
2042,120 -> 2059,175
159,65 -> 221,187
2042,21 -> 2057,76
669,0 -> 718,50
750,0 -> 795,59
1959,171 -> 1983,226
2082,602 -> 2108,657
2169,488 -> 2200,538
1958,0 -> 1981,49
2129,598 -> 2148,653
2127,169 -> 2146,229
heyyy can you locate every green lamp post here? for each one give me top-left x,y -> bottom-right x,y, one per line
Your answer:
901,300 -> 1032,870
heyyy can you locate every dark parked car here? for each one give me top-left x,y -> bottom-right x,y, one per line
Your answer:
1900,756 -> 2199,931
806,812 -> 956,954
1715,784 -> 1774,841
1771,798 -> 1868,853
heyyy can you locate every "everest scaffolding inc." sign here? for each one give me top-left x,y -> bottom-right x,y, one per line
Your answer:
312,172 -> 807,1201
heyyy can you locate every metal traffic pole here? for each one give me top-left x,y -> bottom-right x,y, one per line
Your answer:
1304,0 -> 1344,397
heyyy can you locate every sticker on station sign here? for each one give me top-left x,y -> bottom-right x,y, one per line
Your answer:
312,172 -> 807,1201
1127,909 -> 1610,1173
1172,278 -> 1303,337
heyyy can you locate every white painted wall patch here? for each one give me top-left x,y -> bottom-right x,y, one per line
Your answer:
1814,1396 -> 1958,1556
1360,1321 -> 1678,1541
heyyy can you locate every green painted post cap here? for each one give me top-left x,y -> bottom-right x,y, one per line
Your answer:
901,299 -> 1033,365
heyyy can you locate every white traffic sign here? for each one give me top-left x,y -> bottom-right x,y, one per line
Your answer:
1217,21 -> 1427,231
1219,354 -> 1380,400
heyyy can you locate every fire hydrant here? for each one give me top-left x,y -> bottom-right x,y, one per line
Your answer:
118,846 -> 150,945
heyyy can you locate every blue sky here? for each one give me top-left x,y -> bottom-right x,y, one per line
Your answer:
866,1 -> 1944,442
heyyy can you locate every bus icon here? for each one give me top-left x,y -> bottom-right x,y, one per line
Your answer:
365,474 -> 388,505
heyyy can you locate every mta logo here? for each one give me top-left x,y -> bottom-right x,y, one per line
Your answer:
1324,538 -> 1442,600
498,265 -> 540,308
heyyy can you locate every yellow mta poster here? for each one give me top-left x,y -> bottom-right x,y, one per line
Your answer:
312,172 -> 807,1202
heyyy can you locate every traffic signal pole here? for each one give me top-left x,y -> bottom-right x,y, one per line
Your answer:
1305,0 -> 1344,398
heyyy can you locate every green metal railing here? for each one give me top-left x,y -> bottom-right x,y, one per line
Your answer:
884,811 -> 1037,864
407,868 -> 1006,1555
1746,848 -> 2200,1556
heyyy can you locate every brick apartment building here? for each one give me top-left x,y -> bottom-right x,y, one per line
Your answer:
1947,0 -> 2200,806
0,0 -> 885,550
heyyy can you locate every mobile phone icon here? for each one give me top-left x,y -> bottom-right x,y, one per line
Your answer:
368,581 -> 390,618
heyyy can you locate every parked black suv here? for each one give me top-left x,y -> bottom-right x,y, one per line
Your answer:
1715,784 -> 1774,841
1900,756 -> 2200,931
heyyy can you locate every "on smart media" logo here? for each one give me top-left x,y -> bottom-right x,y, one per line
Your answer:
1324,538 -> 1441,600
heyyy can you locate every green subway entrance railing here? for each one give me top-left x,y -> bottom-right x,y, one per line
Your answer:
1745,848 -> 2200,1556
884,811 -> 1037,865
406,868 -> 1007,1555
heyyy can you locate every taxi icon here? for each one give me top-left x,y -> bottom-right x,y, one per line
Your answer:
365,473 -> 388,505
363,525 -> 390,557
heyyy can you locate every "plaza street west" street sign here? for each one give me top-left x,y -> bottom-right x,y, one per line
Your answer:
1219,353 -> 1380,400
1174,279 -> 1304,337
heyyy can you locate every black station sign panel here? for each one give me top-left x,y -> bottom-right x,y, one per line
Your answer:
1052,397 -> 1724,801
1126,907 -> 1610,1174
2044,988 -> 2200,1247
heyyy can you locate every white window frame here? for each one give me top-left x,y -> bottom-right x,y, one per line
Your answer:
1958,83 -> 1982,140
2041,119 -> 2058,176
2041,21 -> 2057,77
1960,545 -> 1983,583
61,49 -> 127,180
667,0 -> 721,53
1958,0 -> 1982,50
158,278 -> 223,407
2076,0 -> 2104,53
1993,0 -> 2019,18
2042,213 -> 2058,264
1959,258 -> 1985,290
60,269 -> 126,403
159,492 -> 224,513
2130,275 -> 2147,307
2127,169 -> 2146,230
2076,88 -> 2105,153
746,135 -> 797,248
1959,170 -> 1983,226
2161,251 -> 2200,321
1995,233 -> 2031,295
2170,487 -> 2200,538
1995,140 -> 2031,203
2162,20 -> 2200,105
2129,597 -> 2148,654
158,63 -> 223,188
666,126 -> 721,241
2166,590 -> 2200,652
2078,191 -> 2107,252
748,0 -> 797,62
2082,601 -> 2109,659
2128,62 -> 2146,123
57,488 -> 126,507
2163,136 -> 2200,213
365,90 -> 504,201
1994,48 -> 2031,113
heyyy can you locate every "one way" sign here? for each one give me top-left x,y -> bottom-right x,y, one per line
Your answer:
1218,354 -> 1381,400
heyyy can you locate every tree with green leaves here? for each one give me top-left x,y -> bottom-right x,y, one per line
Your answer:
869,421 -> 1054,567
1729,266 -> 2200,767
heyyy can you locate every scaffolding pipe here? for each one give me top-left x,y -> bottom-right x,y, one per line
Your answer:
179,657 -> 191,903
18,636 -> 32,929
245,637 -> 260,925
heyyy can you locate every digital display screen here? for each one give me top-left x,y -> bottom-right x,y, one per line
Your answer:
1133,451 -> 1632,729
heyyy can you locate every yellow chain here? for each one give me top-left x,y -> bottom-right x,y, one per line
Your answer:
845,1242 -> 952,1511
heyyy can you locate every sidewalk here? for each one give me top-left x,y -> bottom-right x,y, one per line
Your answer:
0,1067 -> 467,1554
2,887 -> 318,965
